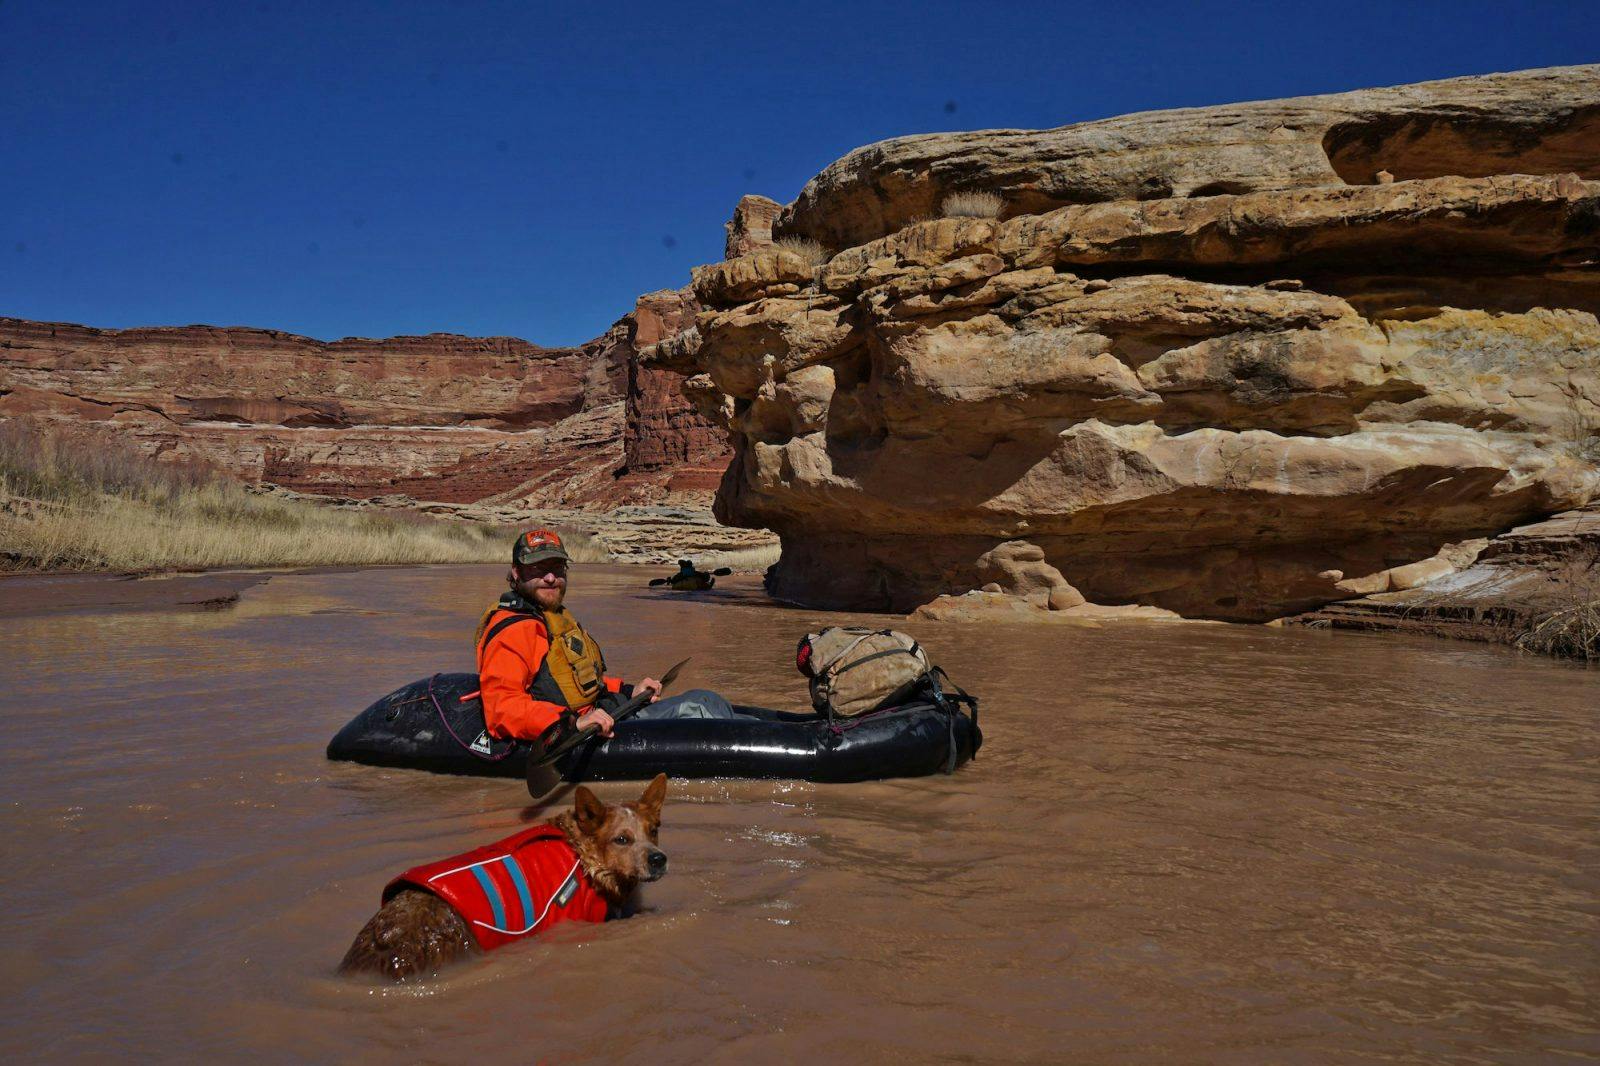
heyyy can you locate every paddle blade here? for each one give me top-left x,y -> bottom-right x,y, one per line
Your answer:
525,737 -> 563,798
658,657 -> 691,688
526,757 -> 562,799
712,567 -> 733,576
648,578 -> 668,586
527,776 -> 573,806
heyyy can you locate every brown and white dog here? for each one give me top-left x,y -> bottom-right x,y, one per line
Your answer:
339,774 -> 668,981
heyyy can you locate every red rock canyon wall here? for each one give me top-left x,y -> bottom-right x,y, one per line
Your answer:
0,291 -> 731,509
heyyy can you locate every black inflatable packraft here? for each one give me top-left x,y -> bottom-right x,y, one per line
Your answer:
326,672 -> 980,783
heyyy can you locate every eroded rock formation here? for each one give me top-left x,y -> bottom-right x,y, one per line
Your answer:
724,196 -> 782,259
657,65 -> 1600,620
620,290 -> 729,496
1291,504 -> 1600,657
1,291 -> 732,511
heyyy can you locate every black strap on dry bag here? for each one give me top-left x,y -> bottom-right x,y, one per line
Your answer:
926,666 -> 979,773
831,640 -> 923,677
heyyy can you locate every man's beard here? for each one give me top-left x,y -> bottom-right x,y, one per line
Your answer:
517,580 -> 564,609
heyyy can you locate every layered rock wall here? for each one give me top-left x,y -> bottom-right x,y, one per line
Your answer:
661,65 -> 1600,619
1292,505 -> 1600,657
619,290 -> 728,496
724,195 -> 782,259
1,294 -> 732,509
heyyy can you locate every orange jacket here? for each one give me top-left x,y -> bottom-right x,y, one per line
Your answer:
476,609 -> 624,740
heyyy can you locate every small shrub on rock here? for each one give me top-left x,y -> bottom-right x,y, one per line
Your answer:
940,190 -> 1004,219
773,235 -> 829,267
1514,547 -> 1600,661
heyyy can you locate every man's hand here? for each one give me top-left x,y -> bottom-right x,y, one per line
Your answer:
575,707 -> 616,738
635,677 -> 663,703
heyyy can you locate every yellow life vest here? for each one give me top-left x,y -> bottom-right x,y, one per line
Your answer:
476,602 -> 608,711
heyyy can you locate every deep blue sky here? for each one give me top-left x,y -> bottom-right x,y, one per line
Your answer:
3,1 -> 1596,345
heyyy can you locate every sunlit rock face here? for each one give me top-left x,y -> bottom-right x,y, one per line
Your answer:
669,65 -> 1600,620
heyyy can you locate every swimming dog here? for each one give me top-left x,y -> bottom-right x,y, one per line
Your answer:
339,774 -> 668,981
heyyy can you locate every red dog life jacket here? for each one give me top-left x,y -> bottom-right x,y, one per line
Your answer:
386,824 -> 611,951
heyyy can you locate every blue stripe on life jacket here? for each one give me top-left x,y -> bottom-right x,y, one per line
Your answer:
470,864 -> 507,930
500,856 -> 535,928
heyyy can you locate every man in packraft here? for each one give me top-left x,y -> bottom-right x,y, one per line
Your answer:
475,529 -> 735,744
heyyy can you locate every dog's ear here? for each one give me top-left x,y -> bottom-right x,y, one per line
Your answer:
573,786 -> 607,834
637,773 -> 668,819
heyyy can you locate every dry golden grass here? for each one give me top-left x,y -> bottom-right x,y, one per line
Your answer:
1513,547 -> 1600,661
0,420 -> 562,572
698,542 -> 782,573
773,235 -> 829,267
940,190 -> 1004,219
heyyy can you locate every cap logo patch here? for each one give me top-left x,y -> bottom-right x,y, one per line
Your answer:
515,528 -> 570,564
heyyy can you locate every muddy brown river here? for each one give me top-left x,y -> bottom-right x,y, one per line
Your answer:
1,564 -> 1596,1063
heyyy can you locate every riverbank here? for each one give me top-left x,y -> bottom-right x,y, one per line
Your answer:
0,419 -> 564,573
0,568 -> 276,617
2,418 -> 778,579
1293,507 -> 1600,663
262,485 -> 782,569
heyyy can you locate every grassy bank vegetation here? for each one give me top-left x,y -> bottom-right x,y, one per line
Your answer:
1512,547 -> 1600,662
0,420 -> 600,572
701,543 -> 782,572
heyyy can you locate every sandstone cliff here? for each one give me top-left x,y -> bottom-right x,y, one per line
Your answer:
1,291 -> 732,512
657,65 -> 1600,620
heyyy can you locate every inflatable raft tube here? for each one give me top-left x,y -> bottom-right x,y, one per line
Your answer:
326,672 -> 981,783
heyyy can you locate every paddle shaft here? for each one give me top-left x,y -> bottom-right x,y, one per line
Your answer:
532,689 -> 652,767
525,658 -> 690,799
531,657 -> 691,768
